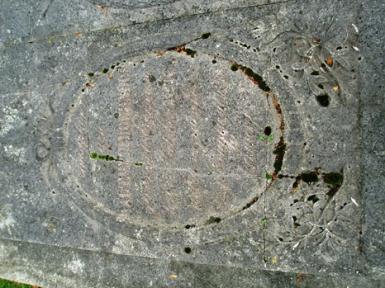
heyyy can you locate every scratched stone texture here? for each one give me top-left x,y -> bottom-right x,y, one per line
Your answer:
0,0 -> 384,287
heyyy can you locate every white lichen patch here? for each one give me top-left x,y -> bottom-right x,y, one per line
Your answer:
0,242 -> 17,260
66,258 -> 85,274
0,106 -> 23,136
3,145 -> 27,164
0,206 -> 16,233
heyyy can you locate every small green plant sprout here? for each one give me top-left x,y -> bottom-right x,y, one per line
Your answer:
261,217 -> 268,228
257,134 -> 274,142
265,172 -> 273,181
89,152 -> 122,161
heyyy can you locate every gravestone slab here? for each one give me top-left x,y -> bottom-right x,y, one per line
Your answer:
0,0 -> 384,287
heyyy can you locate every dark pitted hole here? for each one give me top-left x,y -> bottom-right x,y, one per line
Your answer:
278,237 -> 283,241
318,84 -> 324,89
148,75 -> 156,82
323,172 -> 343,186
307,195 -> 319,204
184,247 -> 192,254
316,94 -> 330,107
292,216 -> 300,227
114,112 -> 119,119
102,68 -> 109,73
202,32 -> 211,39
264,126 -> 272,136
311,71 -> 320,76
87,72 -> 94,77
275,65 -> 280,69
206,216 -> 221,224
283,75 -> 289,79
185,224 -> 196,229
185,48 -> 196,58
230,64 -> 239,71
212,59 -> 217,64
111,65 -> 116,69
300,171 -> 319,184
336,46 -> 342,50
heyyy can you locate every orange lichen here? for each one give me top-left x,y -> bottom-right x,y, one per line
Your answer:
326,55 -> 334,66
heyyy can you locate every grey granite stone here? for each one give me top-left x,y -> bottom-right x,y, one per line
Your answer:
0,0 -> 384,287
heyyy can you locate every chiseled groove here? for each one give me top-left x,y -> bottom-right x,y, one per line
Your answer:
198,61 -> 221,214
154,89 -> 177,167
117,79 -> 133,208
130,68 -> 151,219
242,93 -> 260,176
214,66 -> 235,207
73,100 -> 89,179
140,72 -> 159,220
205,67 -> 228,213
164,64 -> 182,221
189,67 -> 204,218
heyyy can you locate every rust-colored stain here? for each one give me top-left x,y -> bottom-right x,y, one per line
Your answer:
155,50 -> 166,57
167,45 -> 196,57
326,55 -> 334,67
230,63 -> 271,92
291,179 -> 300,191
95,4 -> 109,15
271,94 -> 284,130
295,272 -> 305,287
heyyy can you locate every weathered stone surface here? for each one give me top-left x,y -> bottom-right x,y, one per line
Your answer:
0,0 -> 384,287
